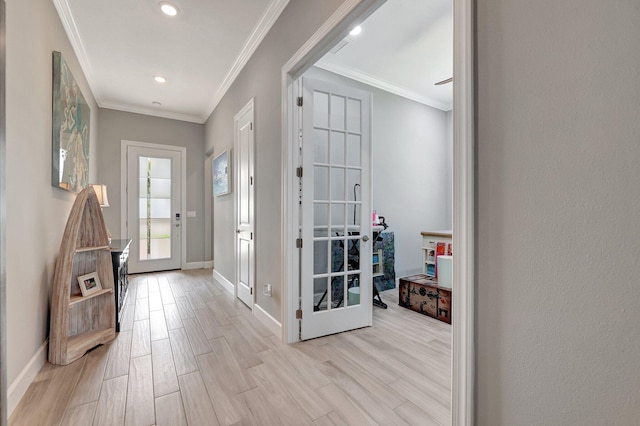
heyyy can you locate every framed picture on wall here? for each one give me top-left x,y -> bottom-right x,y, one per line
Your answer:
213,150 -> 230,196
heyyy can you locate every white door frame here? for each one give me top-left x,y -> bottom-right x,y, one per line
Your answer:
234,98 -> 255,307
120,140 -> 187,270
280,0 -> 475,424
0,2 -> 6,423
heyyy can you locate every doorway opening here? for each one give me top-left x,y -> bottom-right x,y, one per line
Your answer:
281,0 -> 475,424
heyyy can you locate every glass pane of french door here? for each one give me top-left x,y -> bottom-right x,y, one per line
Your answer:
138,156 -> 172,260
312,91 -> 363,312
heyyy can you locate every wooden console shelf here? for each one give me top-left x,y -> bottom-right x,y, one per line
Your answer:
49,186 -> 116,365
69,288 -> 113,306
75,245 -> 110,253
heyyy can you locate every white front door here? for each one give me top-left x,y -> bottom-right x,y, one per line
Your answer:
300,77 -> 372,340
235,100 -> 255,308
126,145 -> 182,273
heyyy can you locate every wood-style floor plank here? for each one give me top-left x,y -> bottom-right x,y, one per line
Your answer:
60,401 -> 97,426
67,344 -> 110,408
149,309 -> 169,341
103,330 -> 132,380
178,371 -> 220,426
163,303 -> 183,330
134,297 -> 149,321
10,269 -> 451,426
148,291 -> 163,312
151,339 -> 179,397
130,319 -> 151,358
93,375 -> 128,426
168,327 -> 198,376
155,392 -> 187,426
124,355 -> 155,426
183,317 -> 213,355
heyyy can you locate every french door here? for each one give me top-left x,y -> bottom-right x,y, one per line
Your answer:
300,77 -> 372,340
126,144 -> 182,273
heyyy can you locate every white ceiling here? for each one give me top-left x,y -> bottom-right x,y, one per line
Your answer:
318,0 -> 453,111
54,0 -> 452,125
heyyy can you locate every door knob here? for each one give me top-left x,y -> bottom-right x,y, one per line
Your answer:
237,229 -> 241,233
362,235 -> 369,242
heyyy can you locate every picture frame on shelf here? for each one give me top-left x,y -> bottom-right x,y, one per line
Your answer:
77,271 -> 102,297
213,149 -> 230,196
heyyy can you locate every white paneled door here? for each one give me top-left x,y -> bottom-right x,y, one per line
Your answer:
235,100 -> 255,309
127,145 -> 182,273
300,77 -> 372,340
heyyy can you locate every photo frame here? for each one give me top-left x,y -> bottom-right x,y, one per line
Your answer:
77,272 -> 102,297
52,51 -> 91,193
213,150 -> 231,196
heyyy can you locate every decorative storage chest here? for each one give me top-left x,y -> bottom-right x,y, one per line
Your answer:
398,274 -> 452,324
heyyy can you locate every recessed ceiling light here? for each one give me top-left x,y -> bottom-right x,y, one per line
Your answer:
152,101 -> 162,106
350,25 -> 362,36
159,2 -> 179,17
154,75 -> 166,84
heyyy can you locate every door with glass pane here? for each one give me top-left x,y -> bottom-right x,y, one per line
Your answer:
300,77 -> 372,340
127,145 -> 181,273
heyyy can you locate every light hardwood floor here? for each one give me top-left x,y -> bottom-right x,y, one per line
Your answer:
9,269 -> 451,426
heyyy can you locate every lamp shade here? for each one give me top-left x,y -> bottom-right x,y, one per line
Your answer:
90,184 -> 110,207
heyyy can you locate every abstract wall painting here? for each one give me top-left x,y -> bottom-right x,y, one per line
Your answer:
213,150 -> 230,196
52,51 -> 90,193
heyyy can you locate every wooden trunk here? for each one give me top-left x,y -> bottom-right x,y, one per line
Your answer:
398,274 -> 452,324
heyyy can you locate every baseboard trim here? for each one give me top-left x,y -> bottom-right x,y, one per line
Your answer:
203,260 -> 213,269
212,269 -> 234,295
8,339 -> 48,416
253,304 -> 282,338
183,262 -> 204,270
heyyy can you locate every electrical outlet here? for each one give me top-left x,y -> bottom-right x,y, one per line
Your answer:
264,283 -> 272,297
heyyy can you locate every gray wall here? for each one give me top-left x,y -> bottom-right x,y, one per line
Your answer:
476,0 -> 640,424
306,66 -> 451,278
445,110 -> 452,226
97,108 -> 206,263
5,0 -> 99,403
204,0 -> 345,321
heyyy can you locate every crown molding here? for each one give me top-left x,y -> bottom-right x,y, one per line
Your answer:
315,60 -> 452,111
203,0 -> 290,121
99,101 -> 204,124
52,0 -> 100,99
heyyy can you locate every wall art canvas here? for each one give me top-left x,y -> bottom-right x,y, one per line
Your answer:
213,150 -> 230,196
52,51 -> 90,193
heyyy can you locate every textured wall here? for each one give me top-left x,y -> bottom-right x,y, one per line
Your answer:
5,0 -> 98,409
97,108 -> 206,263
204,0 -> 345,321
476,0 -> 640,424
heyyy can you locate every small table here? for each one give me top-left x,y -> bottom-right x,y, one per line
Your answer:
109,239 -> 131,332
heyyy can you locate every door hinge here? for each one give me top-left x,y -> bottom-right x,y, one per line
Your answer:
296,238 -> 303,248
250,122 -> 253,130
251,232 -> 253,240
297,96 -> 303,107
296,167 -> 303,178
250,176 -> 253,185
250,287 -> 253,295
296,309 -> 303,319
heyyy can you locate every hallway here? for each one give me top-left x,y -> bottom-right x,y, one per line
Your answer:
10,269 -> 451,425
